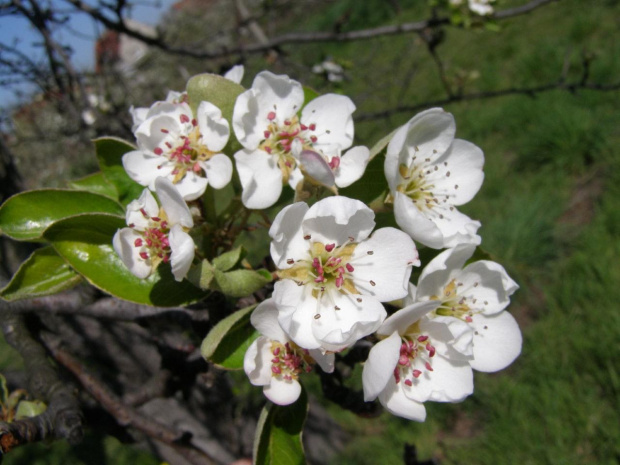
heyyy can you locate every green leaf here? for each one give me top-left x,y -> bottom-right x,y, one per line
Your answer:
339,155 -> 388,205
0,189 -> 125,241
67,172 -> 118,199
94,137 -> 145,206
0,246 -> 82,301
369,126 -> 398,161
213,268 -> 272,298
254,387 -> 308,465
15,400 -> 47,420
212,247 -> 245,272
0,373 -> 8,406
44,214 -> 208,306
303,85 -> 320,105
201,305 -> 258,370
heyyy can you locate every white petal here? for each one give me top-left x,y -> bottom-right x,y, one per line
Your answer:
274,281 -> 321,350
312,292 -> 386,352
302,196 -> 375,245
426,315 -> 474,359
378,377 -> 427,422
431,139 -> 484,206
362,331 -> 401,401
351,227 -> 418,302
263,377 -> 302,406
393,192 -> 444,249
300,150 -> 335,187
234,148 -> 283,209
432,206 -> 482,248
269,202 -> 310,269
384,124 -> 410,192
308,350 -> 335,373
223,64 -> 244,84
460,261 -> 518,314
201,153 -> 233,189
403,354 -> 473,403
169,224 -> 195,281
113,228 -> 153,279
123,150 -> 172,191
171,171 -> 209,201
251,299 -> 289,342
301,94 -> 355,150
469,312 -> 522,372
416,244 -> 475,300
197,101 -> 230,152
126,188 -> 159,230
334,146 -> 370,188
244,337 -> 273,386
377,301 -> 440,337
154,177 -> 193,228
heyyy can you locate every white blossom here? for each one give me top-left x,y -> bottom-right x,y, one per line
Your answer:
384,108 -> 484,249
412,243 -> 522,372
232,71 -> 369,209
113,177 -> 195,281
123,100 -> 232,201
270,196 -> 419,352
244,299 -> 334,405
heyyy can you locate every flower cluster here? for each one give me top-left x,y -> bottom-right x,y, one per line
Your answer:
113,67 -> 521,419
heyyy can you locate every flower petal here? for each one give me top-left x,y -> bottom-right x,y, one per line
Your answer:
393,192 -> 444,249
123,151 -> 173,191
308,350 -> 335,373
377,301 -> 440,337
125,188 -> 160,230
362,331 -> 401,401
263,377 -> 302,406
469,312 -> 522,373
403,354 -> 473,403
251,299 -> 289,342
302,196 -> 375,245
300,150 -> 335,187
113,228 -> 153,279
378,377 -> 427,422
460,260 -> 519,314
197,101 -> 230,152
334,146 -> 370,188
201,153 -> 233,189
154,177 -> 193,228
169,224 -> 195,281
223,64 -> 244,84
234,148 -> 283,209
301,93 -> 355,150
274,281 -> 321,350
269,202 -> 310,269
351,227 -> 418,302
171,170 -> 209,201
244,337 -> 273,386
416,244 -> 475,300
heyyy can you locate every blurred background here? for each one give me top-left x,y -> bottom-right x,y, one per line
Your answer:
1,0 -> 619,463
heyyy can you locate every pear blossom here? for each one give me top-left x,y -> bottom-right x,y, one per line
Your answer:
412,243 -> 522,372
362,299 -> 474,421
270,196 -> 419,352
113,177 -> 195,281
244,299 -> 334,405
232,71 -> 369,209
123,100 -> 233,201
384,108 -> 484,249
468,0 -> 495,16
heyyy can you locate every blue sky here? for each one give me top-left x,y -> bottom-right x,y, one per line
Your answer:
0,0 -> 176,108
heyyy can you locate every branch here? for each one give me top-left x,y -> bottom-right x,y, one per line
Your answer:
0,312 -> 83,454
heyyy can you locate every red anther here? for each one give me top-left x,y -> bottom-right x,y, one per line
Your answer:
160,128 -> 169,133
417,335 -> 429,342
335,275 -> 344,288
161,221 -> 168,229
134,238 -> 143,247
193,162 -> 202,172
346,263 -> 354,273
285,161 -> 292,168
166,142 -> 172,148
140,208 -> 148,217
264,130 -> 271,139
314,276 -> 325,283
329,156 -> 340,169
154,147 -> 163,155
273,347 -> 281,355
192,118 -> 197,126
465,316 -> 473,323
271,366 -> 281,374
146,239 -> 153,247
272,357 -> 280,363
264,146 -> 272,153
393,367 -> 401,383
128,223 -> 135,228
180,114 -> 190,123
267,111 -> 276,121
151,217 -> 161,222
325,243 -> 335,252
427,345 -> 436,358
425,362 -> 434,371
310,135 -> 318,143
412,369 -> 422,378
284,120 -> 291,125
305,366 -> 312,373
139,252 -> 149,260
398,354 -> 409,366
404,379 -> 413,387
300,124 -> 308,130
309,123 -> 316,131
162,255 -> 170,263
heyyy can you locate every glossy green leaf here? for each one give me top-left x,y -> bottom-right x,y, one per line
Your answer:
0,246 -> 82,301
254,387 -> 308,465
44,214 -> 208,306
369,126 -> 398,161
15,400 -> 47,420
339,155 -> 388,205
94,137 -> 145,206
212,247 -> 244,272
303,85 -> 320,105
0,189 -> 125,241
67,172 -> 118,199
213,268 -> 272,298
201,305 -> 258,370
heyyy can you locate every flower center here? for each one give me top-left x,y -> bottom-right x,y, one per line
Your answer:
131,208 -> 171,265
270,341 -> 314,381
432,279 -> 483,323
393,327 -> 437,386
154,115 -> 217,184
258,112 -> 321,184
